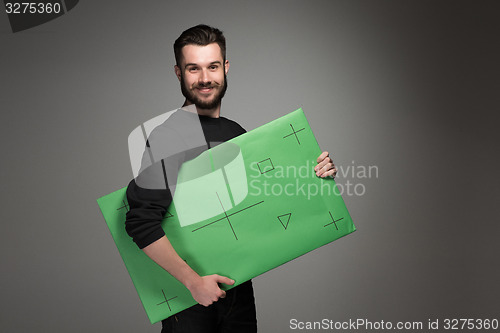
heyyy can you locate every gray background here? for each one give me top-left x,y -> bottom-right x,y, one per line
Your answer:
1,1 -> 499,332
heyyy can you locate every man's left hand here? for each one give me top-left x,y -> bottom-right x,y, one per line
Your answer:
315,151 -> 337,178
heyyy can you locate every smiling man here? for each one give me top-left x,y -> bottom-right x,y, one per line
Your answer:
175,42 -> 228,113
125,24 -> 337,333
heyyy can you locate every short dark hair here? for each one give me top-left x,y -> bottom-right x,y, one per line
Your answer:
174,24 -> 226,67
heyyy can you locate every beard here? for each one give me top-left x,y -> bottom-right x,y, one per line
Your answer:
180,73 -> 228,110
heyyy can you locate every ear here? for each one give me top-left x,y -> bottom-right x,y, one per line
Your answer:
224,60 -> 230,75
174,65 -> 182,82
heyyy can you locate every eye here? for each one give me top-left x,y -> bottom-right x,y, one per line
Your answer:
209,65 -> 218,70
188,66 -> 199,73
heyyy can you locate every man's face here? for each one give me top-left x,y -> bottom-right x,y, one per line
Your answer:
175,43 -> 229,110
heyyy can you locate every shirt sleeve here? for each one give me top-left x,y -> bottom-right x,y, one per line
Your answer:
125,179 -> 172,249
124,117 -> 245,249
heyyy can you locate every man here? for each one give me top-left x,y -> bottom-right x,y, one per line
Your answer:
125,24 -> 337,333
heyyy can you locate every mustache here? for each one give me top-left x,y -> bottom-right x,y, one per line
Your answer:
194,81 -> 222,88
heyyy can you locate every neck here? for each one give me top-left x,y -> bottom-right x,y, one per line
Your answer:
182,100 -> 220,118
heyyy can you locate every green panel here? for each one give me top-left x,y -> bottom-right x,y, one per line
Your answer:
97,108 -> 356,324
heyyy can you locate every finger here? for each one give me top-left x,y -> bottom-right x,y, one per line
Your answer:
316,151 -> 329,163
215,275 -> 235,285
219,290 -> 227,299
315,156 -> 331,173
315,158 -> 327,172
318,164 -> 336,177
322,162 -> 334,172
317,161 -> 334,176
321,167 -> 338,178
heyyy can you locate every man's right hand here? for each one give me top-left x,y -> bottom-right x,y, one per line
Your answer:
141,237 -> 235,307
188,274 -> 235,307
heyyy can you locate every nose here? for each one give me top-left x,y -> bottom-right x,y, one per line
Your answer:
199,69 -> 210,85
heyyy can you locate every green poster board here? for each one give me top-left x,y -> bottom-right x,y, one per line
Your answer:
97,108 -> 356,324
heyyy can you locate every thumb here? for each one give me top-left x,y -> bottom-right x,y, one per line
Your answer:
214,275 -> 235,285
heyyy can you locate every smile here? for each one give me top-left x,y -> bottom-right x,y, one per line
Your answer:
197,87 -> 214,94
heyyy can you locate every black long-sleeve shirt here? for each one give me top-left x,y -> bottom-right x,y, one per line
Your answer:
125,114 -> 246,249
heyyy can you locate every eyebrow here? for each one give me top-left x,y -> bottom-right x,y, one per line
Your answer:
184,61 -> 222,69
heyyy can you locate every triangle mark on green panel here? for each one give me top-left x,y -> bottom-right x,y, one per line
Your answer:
277,213 -> 292,230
